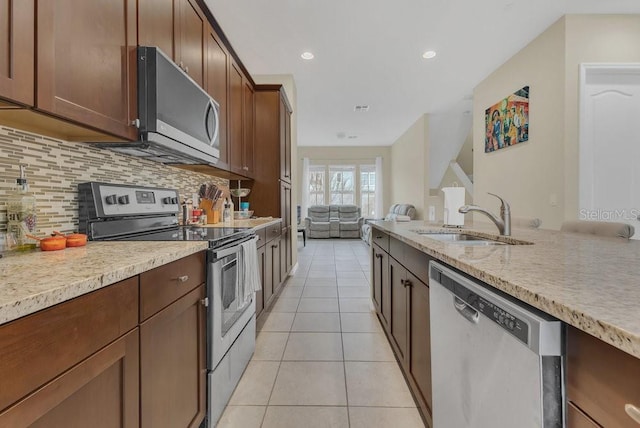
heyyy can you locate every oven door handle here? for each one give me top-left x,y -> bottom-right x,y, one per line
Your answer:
210,235 -> 257,259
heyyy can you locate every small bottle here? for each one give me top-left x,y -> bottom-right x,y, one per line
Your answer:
7,165 -> 37,251
228,198 -> 235,220
223,201 -> 231,223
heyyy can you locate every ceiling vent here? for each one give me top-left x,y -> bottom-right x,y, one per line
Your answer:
348,135 -> 358,139
354,105 -> 369,112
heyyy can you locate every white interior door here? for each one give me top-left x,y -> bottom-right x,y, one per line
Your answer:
579,64 -> 640,239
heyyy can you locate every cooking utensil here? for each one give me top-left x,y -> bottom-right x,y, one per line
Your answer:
26,234 -> 67,251
53,231 -> 88,247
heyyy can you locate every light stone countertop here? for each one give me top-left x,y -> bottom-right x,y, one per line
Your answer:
0,241 -> 209,325
370,220 -> 640,359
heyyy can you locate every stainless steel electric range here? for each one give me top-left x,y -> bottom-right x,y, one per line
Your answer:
78,182 -> 258,427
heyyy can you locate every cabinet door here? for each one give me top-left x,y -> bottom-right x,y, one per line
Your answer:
371,244 -> 383,313
0,0 -> 34,106
271,237 -> 282,294
229,61 -> 243,173
243,79 -> 255,175
176,0 -> 205,87
256,245 -> 266,318
205,28 -> 229,167
137,0 -> 176,59
0,329 -> 139,428
264,238 -> 276,306
389,257 -> 408,362
408,271 -> 432,419
279,95 -> 292,182
36,0 -> 137,140
140,285 -> 206,428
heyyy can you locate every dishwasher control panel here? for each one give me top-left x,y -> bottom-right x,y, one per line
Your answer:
431,265 -> 529,346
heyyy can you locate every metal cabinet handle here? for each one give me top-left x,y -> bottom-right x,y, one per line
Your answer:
177,275 -> 189,283
625,404 -> 640,424
179,61 -> 184,70
400,279 -> 405,285
375,235 -> 383,239
200,297 -> 209,307
243,166 -> 249,171
404,279 -> 412,288
375,253 -> 383,259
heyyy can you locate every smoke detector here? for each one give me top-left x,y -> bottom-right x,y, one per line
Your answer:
354,105 -> 369,112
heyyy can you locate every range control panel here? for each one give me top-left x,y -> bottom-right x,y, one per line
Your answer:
81,183 -> 181,218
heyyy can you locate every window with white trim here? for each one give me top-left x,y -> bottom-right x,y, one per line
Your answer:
308,166 -> 325,205
360,165 -> 376,217
329,166 -> 355,205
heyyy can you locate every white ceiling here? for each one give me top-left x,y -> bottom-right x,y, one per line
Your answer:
205,0 -> 640,147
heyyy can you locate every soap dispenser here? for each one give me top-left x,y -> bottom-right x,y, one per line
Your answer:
7,165 -> 37,250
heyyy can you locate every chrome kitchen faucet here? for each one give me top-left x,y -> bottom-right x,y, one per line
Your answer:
458,193 -> 511,236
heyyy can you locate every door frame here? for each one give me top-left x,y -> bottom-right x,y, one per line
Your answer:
578,63 -> 640,222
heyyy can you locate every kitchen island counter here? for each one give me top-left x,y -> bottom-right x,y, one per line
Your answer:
0,241 -> 208,325
201,217 -> 281,229
370,220 -> 640,359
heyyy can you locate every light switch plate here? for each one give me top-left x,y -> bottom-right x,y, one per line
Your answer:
429,206 -> 436,222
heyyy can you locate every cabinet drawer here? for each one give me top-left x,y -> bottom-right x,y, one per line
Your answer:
567,326 -> 640,427
567,402 -> 599,428
140,252 -> 206,321
256,227 -> 267,248
371,228 -> 389,252
265,222 -> 281,243
0,277 -> 138,412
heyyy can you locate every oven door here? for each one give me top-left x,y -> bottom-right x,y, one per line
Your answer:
207,237 -> 256,369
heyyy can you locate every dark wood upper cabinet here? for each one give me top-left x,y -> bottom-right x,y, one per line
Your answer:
0,0 -> 34,106
280,97 -> 292,182
137,0 -> 176,58
243,79 -> 255,176
176,0 -> 205,87
205,28 -> 229,167
138,0 -> 205,87
36,0 -> 138,140
229,60 -> 244,174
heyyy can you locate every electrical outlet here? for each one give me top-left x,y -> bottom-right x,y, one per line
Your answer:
428,206 -> 436,222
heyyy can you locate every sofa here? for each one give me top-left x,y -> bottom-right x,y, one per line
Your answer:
361,204 -> 417,245
305,205 -> 364,238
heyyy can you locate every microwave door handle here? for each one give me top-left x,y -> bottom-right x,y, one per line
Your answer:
205,100 -> 219,147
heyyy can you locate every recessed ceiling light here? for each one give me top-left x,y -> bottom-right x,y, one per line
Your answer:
301,52 -> 314,60
422,50 -> 437,59
354,105 -> 369,112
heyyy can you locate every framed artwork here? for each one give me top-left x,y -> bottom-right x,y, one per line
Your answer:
485,86 -> 529,153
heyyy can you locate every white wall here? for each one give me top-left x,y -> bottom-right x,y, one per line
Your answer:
390,114 -> 429,219
473,18 -> 567,229
563,15 -> 640,222
473,14 -> 640,230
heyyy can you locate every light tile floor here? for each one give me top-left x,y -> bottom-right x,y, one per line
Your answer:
217,239 -> 425,428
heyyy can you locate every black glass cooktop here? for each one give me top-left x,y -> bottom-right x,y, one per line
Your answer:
114,226 -> 252,247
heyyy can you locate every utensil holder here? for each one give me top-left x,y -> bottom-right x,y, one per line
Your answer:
199,199 -> 219,224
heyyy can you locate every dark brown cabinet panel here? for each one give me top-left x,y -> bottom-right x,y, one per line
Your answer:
279,97 -> 292,182
36,0 -> 138,140
177,0 -> 205,87
138,0 -> 205,87
372,242 -> 390,331
0,329 -> 140,428
243,79 -> 255,176
0,0 -> 34,106
389,256 -> 408,362
269,237 -> 282,297
568,402 -> 599,428
256,244 -> 266,318
567,326 -> 640,428
140,284 -> 206,428
137,0 -> 176,58
408,270 -> 432,422
0,277 -> 138,413
205,28 -> 229,167
229,60 -> 244,173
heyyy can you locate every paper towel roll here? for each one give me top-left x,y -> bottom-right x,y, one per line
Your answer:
442,187 -> 466,227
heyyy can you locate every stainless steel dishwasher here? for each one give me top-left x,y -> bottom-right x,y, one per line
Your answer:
429,261 -> 564,428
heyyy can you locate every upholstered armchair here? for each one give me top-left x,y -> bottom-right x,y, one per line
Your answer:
361,204 -> 417,244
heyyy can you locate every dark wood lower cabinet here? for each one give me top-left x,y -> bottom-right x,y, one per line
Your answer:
408,271 -> 432,426
567,402 -> 599,428
0,329 -> 139,428
270,237 -> 282,297
389,256 -> 408,362
256,244 -> 266,318
140,284 -> 206,428
371,226 -> 433,427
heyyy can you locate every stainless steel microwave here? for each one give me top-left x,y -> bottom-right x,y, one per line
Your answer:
95,46 -> 220,165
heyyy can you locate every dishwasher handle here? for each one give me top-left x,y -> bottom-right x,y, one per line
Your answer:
454,296 -> 480,324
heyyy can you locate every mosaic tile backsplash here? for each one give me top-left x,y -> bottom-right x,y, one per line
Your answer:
0,126 -> 228,236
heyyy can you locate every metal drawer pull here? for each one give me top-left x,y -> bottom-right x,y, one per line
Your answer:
177,275 -> 189,283
625,404 -> 640,424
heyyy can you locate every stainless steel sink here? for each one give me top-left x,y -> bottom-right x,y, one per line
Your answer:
413,231 -> 507,245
